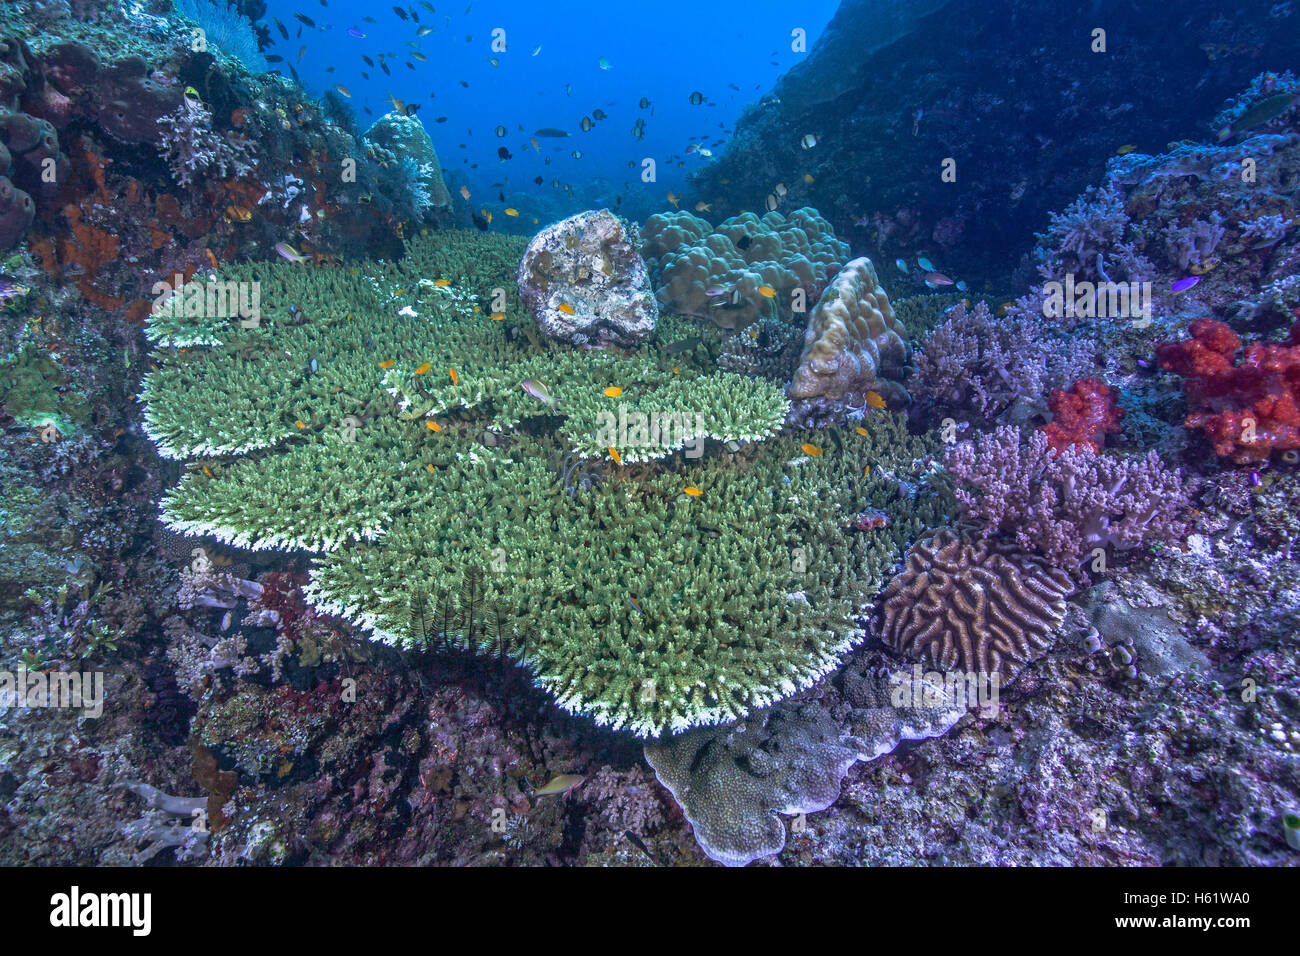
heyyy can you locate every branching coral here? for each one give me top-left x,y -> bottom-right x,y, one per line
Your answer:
157,97 -> 257,187
944,426 -> 1191,572
911,300 -> 1098,425
1156,318 -> 1300,464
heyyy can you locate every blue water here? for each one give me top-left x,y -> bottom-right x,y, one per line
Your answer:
260,0 -> 838,223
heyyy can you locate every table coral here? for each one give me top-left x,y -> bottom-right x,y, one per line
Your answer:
1155,317 -> 1300,464
140,231 -> 945,737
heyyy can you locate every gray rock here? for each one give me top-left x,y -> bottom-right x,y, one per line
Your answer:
517,209 -> 657,347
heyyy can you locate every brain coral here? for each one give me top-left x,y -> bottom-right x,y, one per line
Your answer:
139,230 -> 941,736
641,207 -> 849,331
788,256 -> 912,421
880,530 -> 1075,678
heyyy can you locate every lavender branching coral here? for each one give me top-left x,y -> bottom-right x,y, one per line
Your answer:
911,300 -> 1097,426
944,427 -> 1191,573
1034,183 -> 1152,285
157,97 -> 257,187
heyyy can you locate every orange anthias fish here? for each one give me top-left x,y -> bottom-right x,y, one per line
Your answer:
608,447 -> 622,465
449,367 -> 459,386
557,302 -> 576,315
378,359 -> 395,369
854,426 -> 868,437
414,361 -> 432,375
801,442 -> 822,457
603,386 -> 622,397
434,278 -> 451,287
490,312 -> 506,320
865,391 -> 886,410
684,486 -> 702,497
425,420 -> 443,432
295,420 -> 306,428
460,185 -> 471,201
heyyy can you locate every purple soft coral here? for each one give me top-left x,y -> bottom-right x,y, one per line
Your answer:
944,426 -> 1192,573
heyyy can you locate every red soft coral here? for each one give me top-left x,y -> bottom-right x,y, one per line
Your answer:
1040,377 -> 1123,453
1156,318 -> 1300,464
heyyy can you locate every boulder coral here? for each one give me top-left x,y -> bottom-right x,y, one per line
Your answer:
641,207 -> 848,331
788,256 -> 912,422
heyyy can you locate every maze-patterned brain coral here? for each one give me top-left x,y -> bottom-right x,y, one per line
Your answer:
879,530 -> 1075,676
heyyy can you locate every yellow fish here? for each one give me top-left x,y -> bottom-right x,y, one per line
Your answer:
558,303 -> 576,315
603,386 -> 622,397
801,442 -> 822,457
504,208 -> 519,217
667,191 -> 680,208
378,360 -> 395,369
672,366 -> 681,374
863,465 -> 871,477
865,391 -> 886,409
609,447 -> 622,465
757,285 -> 777,298
855,426 -> 868,437
425,420 -> 442,432
202,464 -> 213,478
1116,144 -> 1138,154
490,312 -> 506,320
414,361 -> 432,375
426,463 -> 436,473
533,774 -> 584,798
449,367 -> 459,386
683,486 -> 702,497
803,174 -> 815,184
434,278 -> 451,287
295,420 -> 307,429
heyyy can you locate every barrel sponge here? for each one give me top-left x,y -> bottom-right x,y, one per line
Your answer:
880,530 -> 1075,678
789,256 -> 911,405
641,207 -> 848,331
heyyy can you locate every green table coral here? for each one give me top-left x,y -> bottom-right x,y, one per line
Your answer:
142,231 -> 946,736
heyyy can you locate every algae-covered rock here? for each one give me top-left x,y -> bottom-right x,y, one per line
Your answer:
517,209 -> 657,347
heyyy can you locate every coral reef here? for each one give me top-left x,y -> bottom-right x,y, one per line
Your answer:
787,256 -> 912,423
641,207 -> 847,331
517,209 -> 657,347
945,427 -> 1192,572
139,230 -> 948,737
361,111 -> 451,219
879,530 -> 1075,677
1156,318 -> 1300,464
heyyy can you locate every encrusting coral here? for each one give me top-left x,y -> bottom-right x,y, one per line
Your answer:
140,230 -> 948,737
879,529 -> 1075,678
